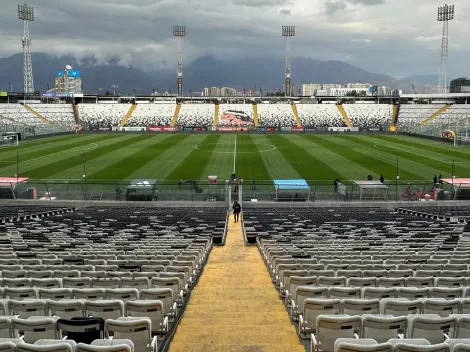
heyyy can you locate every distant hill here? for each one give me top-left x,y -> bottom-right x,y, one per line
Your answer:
404,75 -> 439,85
0,53 -> 434,94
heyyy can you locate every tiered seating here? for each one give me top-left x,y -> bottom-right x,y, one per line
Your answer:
124,104 -> 176,127
217,104 -> 254,127
79,104 -> 132,129
343,104 -> 393,131
296,104 -> 346,128
424,106 -> 470,131
257,103 -> 297,127
397,105 -> 445,132
397,207 -> 470,223
175,104 -> 213,127
245,207 -> 470,350
0,105 -> 48,127
27,104 -> 76,129
0,206 -> 227,351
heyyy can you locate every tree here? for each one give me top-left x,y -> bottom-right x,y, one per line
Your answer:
104,90 -> 110,96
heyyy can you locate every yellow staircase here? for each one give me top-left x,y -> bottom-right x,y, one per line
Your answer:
171,104 -> 182,127
73,104 -> 81,124
119,104 -> 136,128
24,104 -> 51,124
390,104 -> 399,132
291,104 -> 302,127
169,214 -> 304,352
213,104 -> 219,130
252,104 -> 259,128
336,104 -> 352,128
414,104 -> 450,129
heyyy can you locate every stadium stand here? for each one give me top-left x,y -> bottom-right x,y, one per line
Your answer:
0,205 -> 226,351
257,103 -> 297,127
175,104 -> 213,127
124,104 -> 176,127
26,104 -> 75,129
343,104 -> 393,131
397,105 -> 445,132
0,105 -> 50,128
296,104 -> 347,129
79,104 -> 132,130
422,105 -> 470,132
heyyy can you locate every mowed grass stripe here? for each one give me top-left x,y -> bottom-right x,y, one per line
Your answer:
266,134 -> 345,182
166,134 -> 221,181
24,135 -> 150,179
309,135 -> 421,181
0,135 -> 86,154
0,135 -> 117,169
340,135 -> 452,178
234,135 -> 271,181
371,135 -> 470,160
89,135 -> 188,180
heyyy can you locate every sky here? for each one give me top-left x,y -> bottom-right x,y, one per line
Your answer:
1,0 -> 469,78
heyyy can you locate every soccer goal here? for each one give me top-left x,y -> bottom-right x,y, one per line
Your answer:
454,135 -> 470,147
0,133 -> 19,147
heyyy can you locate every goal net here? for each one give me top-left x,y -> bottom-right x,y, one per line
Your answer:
454,136 -> 470,147
0,135 -> 19,148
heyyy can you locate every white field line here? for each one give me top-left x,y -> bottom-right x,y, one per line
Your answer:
233,135 -> 237,174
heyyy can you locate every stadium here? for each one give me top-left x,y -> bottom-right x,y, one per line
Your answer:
2,2 -> 470,352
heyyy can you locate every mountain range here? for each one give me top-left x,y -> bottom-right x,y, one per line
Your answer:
0,53 -> 438,94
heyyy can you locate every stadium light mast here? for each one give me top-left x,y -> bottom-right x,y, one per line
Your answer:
173,25 -> 186,99
18,3 -> 34,93
437,4 -> 454,94
282,25 -> 295,97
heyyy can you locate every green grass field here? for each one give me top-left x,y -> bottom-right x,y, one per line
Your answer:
1,133 -> 469,185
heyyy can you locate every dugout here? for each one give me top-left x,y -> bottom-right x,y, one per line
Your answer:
0,177 -> 29,199
352,180 -> 389,201
274,179 -> 310,202
441,178 -> 470,200
126,179 -> 157,201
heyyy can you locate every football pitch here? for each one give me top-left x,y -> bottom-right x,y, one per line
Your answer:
0,133 -> 469,184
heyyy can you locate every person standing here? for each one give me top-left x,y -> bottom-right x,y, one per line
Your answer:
379,174 -> 384,184
232,201 -> 241,223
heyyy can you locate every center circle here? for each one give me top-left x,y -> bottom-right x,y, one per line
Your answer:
195,143 -> 276,153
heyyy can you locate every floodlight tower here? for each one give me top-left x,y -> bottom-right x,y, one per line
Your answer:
437,4 -> 454,94
18,4 -> 34,93
173,25 -> 186,98
282,26 -> 295,97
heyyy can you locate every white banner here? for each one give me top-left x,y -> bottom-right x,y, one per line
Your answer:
118,127 -> 147,132
328,127 -> 359,132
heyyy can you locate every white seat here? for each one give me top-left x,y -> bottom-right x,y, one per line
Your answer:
342,299 -> 380,316
429,287 -> 463,300
0,342 -> 15,352
336,342 -> 393,352
387,339 -> 430,347
47,299 -> 85,319
72,289 -> 105,301
9,300 -> 47,319
299,299 -> 341,338
311,315 -> 361,352
120,278 -> 149,290
455,316 -> 470,339
139,289 -> 175,319
63,278 -> 91,289
291,286 -> 328,321
348,278 -> 377,288
397,288 -> 429,300
286,276 -> 316,305
105,289 -> 139,302
125,300 -> 168,335
85,300 -> 124,321
12,317 -> 58,344
393,343 -> 450,352
408,315 -> 457,344
381,299 -> 422,316
378,278 -> 406,288
363,287 -> 396,300
17,342 -> 72,352
0,317 -> 13,338
362,315 -> 408,343
329,287 -> 362,299
104,318 -> 156,352
38,288 -> 72,300
76,343 -> 132,352
318,276 -> 347,288
422,299 -> 460,317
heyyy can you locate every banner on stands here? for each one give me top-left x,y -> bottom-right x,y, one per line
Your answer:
147,126 -> 179,132
89,126 -> 112,131
217,127 -> 248,132
182,127 -> 207,131
291,127 -> 305,131
328,127 -> 359,132
119,126 -> 147,132
442,130 -> 455,139
257,127 -> 280,132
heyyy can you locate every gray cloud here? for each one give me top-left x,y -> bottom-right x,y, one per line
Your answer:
0,0 -> 468,80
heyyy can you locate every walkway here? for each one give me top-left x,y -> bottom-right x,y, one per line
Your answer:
168,214 -> 305,352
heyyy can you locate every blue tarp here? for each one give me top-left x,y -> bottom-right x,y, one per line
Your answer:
273,179 -> 309,190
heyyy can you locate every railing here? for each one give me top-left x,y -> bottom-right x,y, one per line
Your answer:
1,180 -> 462,203
0,123 -> 71,138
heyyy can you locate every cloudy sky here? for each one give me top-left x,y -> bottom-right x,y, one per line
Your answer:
1,0 -> 469,78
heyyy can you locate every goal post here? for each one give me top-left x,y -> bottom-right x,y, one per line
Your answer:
0,133 -> 19,147
454,135 -> 470,147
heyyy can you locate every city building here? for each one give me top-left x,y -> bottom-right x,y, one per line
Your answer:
55,65 -> 82,95
450,78 -> 470,93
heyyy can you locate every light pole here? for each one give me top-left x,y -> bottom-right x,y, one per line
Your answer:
18,4 -> 34,93
282,25 -> 295,97
437,4 -> 454,94
173,25 -> 186,99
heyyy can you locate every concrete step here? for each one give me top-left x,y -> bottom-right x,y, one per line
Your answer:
178,316 -> 293,326
171,332 -> 301,345
168,343 -> 306,352
174,324 -> 296,335
181,311 -> 289,320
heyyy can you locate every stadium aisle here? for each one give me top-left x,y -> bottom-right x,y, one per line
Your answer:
168,213 -> 305,352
